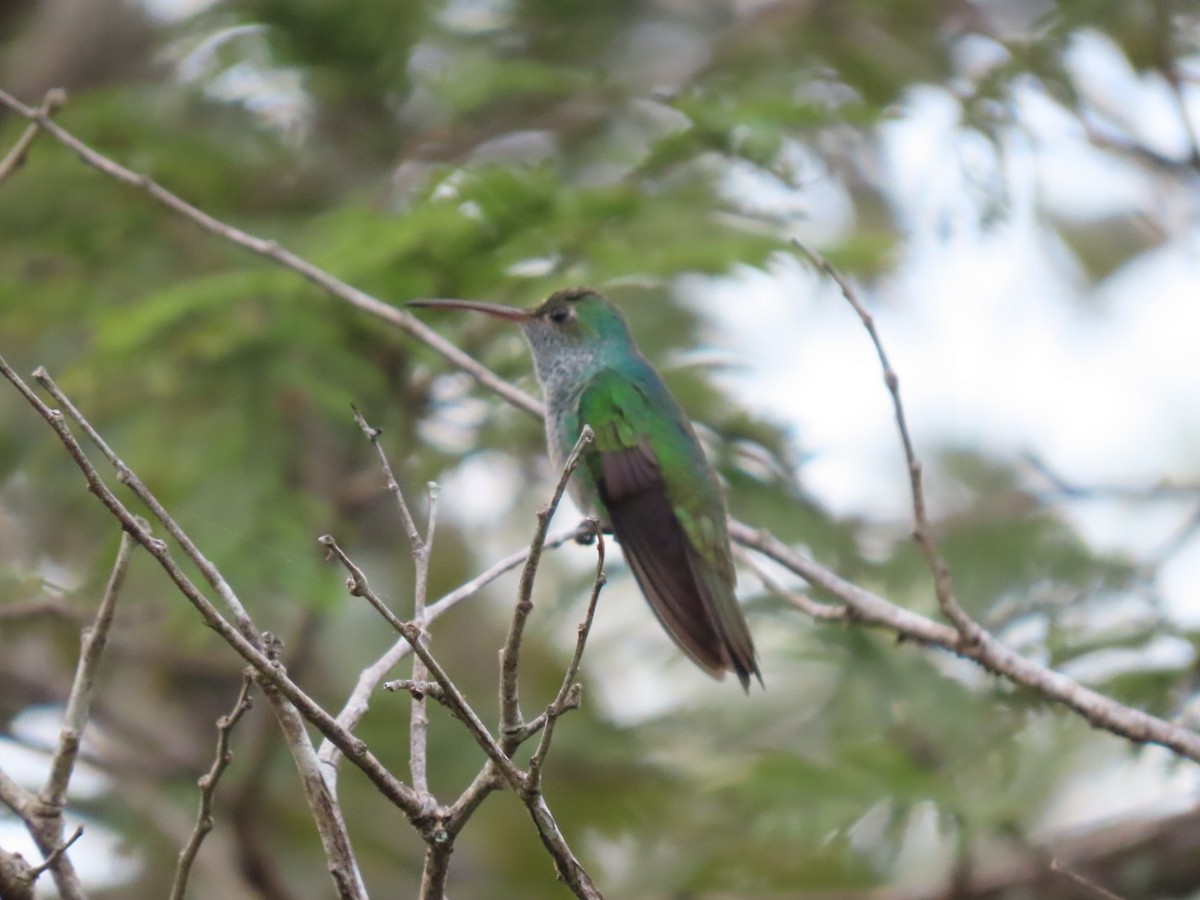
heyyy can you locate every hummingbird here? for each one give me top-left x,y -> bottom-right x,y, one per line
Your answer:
409,287 -> 761,690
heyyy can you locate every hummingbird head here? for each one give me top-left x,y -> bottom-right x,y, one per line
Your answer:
523,287 -> 633,351
409,287 -> 637,398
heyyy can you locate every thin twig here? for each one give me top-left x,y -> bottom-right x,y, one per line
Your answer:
385,679 -> 445,701
321,530 -> 604,896
1050,858 -> 1127,900
0,86 -> 540,418
30,369 -> 369,895
527,520 -> 604,793
316,525 -> 583,781
350,405 -> 439,798
729,521 -> 1200,762
170,671 -> 255,900
0,599 -> 78,622
28,826 -> 83,882
0,826 -> 83,899
319,535 -> 527,792
0,88 -> 65,186
409,482 -> 439,797
0,357 -> 427,820
1024,451 -> 1200,501
26,532 -> 135,899
40,532 -> 134,811
500,427 -> 595,753
736,548 -> 849,624
33,368 -> 258,642
794,240 -> 981,646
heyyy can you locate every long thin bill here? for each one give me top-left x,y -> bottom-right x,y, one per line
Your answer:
406,298 -> 530,322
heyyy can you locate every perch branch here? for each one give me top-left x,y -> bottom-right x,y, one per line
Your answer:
731,522 -> 1200,762
527,520 -> 604,792
500,427 -> 595,753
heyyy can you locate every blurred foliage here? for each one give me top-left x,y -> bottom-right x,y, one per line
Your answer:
2,0 -> 1199,898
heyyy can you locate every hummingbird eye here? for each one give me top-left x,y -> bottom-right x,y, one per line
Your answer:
548,306 -> 573,324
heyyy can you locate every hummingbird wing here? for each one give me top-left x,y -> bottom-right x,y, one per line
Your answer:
577,366 -> 760,689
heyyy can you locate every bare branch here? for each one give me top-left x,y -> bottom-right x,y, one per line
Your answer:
1024,451 -> 1200,502
527,520 -> 604,792
20,532 -> 135,900
0,87 -> 540,418
1050,858 -> 1127,900
385,679 -> 446,702
794,240 -> 980,645
736,548 -> 849,624
28,826 -> 83,881
409,482 -> 439,798
419,842 -> 455,900
351,405 -> 425,551
170,671 -> 255,900
41,532 -> 134,811
316,525 -> 582,779
730,522 -> 1200,762
526,793 -> 604,899
0,760 -> 85,900
0,768 -> 31,817
33,368 -> 258,642
0,599 -> 78,622
350,405 -> 440,797
321,529 -> 610,895
18,365 -> 374,895
500,427 -> 595,751
319,535 -> 527,793
257,667 -> 367,900
0,357 -> 428,822
320,441 -> 606,898
0,88 -> 64,186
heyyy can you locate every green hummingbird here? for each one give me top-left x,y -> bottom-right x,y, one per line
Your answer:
410,287 -> 761,690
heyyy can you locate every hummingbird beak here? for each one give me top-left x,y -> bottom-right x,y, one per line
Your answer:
406,298 -> 531,323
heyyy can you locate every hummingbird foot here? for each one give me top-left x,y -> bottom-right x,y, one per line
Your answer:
573,517 -> 607,545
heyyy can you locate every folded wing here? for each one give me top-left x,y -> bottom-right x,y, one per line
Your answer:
578,367 -> 759,689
